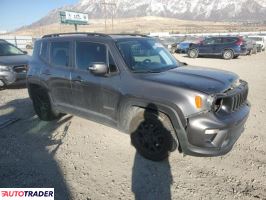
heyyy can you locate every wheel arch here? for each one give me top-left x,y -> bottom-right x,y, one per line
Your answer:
117,98 -> 187,151
27,81 -> 50,100
223,48 -> 235,55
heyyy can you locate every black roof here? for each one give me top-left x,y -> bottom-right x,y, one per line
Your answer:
42,32 -> 150,40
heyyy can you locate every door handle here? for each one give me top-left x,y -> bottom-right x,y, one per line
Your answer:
41,69 -> 51,75
72,76 -> 83,83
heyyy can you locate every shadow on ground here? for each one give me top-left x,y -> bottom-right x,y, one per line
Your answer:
132,153 -> 173,200
131,104 -> 173,200
0,97 -> 72,199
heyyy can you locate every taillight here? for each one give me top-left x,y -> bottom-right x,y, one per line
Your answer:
236,38 -> 243,46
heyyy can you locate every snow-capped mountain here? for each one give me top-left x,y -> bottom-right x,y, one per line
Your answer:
31,0 -> 266,27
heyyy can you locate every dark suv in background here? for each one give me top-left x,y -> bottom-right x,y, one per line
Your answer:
0,39 -> 30,87
188,36 -> 247,59
27,33 -> 250,161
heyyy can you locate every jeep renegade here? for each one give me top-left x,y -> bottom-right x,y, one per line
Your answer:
27,33 -> 250,161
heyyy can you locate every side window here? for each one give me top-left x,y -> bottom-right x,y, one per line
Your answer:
76,42 -> 106,70
40,41 -> 48,60
223,38 -> 236,44
203,38 -> 215,45
50,41 -> 70,67
214,38 -> 223,44
108,51 -> 118,73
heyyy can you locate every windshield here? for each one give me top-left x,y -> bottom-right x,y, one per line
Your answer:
0,42 -> 25,56
117,39 -> 179,73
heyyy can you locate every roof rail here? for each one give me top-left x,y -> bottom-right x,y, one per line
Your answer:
42,32 -> 110,38
111,33 -> 149,37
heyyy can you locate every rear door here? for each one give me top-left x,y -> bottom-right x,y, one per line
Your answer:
45,40 -> 73,106
212,37 -> 224,55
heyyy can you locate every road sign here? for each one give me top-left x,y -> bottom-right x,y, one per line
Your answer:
60,11 -> 89,25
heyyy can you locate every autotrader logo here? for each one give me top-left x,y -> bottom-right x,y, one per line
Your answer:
0,188 -> 54,200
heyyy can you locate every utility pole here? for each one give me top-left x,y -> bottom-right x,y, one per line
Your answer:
101,0 -> 116,33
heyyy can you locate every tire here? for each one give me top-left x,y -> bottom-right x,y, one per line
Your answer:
0,80 -> 6,90
31,89 -> 61,121
188,49 -> 198,58
222,49 -> 234,60
129,108 -> 178,161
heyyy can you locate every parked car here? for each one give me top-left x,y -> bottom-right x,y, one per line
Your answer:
0,39 -> 30,87
248,36 -> 265,51
243,37 -> 257,55
176,37 -> 202,54
188,36 -> 247,60
256,44 -> 263,52
27,33 -> 250,161
158,36 -> 184,53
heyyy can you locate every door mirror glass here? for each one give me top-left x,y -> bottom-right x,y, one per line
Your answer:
88,63 -> 108,76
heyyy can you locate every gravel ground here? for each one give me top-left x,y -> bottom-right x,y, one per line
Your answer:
0,52 -> 265,200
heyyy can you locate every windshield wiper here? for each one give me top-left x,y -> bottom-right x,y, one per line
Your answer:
155,66 -> 178,72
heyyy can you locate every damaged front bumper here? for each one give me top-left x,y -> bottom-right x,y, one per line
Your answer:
181,102 -> 250,157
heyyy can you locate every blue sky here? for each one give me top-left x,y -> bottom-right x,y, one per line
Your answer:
0,0 -> 78,31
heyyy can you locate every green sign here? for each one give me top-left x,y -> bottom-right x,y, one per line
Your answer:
60,11 -> 89,25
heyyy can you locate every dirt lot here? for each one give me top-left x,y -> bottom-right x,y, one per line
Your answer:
0,52 -> 266,200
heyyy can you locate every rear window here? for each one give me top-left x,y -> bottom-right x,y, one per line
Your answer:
50,41 -> 70,67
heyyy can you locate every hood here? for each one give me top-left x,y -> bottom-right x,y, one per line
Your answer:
0,54 -> 31,66
140,66 -> 239,94
179,42 -> 191,47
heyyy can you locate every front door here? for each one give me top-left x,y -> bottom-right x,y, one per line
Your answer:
71,41 -> 107,115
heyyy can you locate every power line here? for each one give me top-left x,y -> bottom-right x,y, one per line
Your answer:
101,0 -> 116,32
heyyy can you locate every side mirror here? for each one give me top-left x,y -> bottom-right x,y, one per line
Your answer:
88,63 -> 108,76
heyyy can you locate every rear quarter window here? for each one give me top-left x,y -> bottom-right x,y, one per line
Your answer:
40,40 -> 49,61
223,38 -> 237,44
32,40 -> 41,58
50,41 -> 70,67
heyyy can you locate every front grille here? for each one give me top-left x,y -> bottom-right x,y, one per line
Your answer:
230,87 -> 248,111
13,65 -> 28,73
218,83 -> 248,112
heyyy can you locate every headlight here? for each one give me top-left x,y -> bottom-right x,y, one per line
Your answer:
0,65 -> 11,72
207,95 -> 223,112
195,95 -> 215,110
232,79 -> 242,88
206,95 -> 216,110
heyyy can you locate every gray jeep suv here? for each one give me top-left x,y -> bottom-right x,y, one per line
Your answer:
27,33 -> 250,161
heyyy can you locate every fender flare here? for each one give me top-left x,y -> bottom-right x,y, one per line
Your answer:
117,97 -> 188,151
